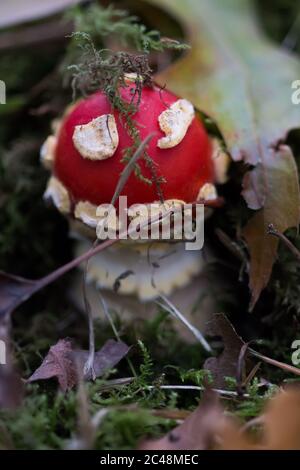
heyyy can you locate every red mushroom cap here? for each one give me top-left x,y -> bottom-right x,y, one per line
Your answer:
54,85 -> 214,207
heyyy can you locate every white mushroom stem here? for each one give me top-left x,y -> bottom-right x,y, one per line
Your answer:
74,238 -> 205,301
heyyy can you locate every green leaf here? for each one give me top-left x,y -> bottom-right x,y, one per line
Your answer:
146,0 -> 300,305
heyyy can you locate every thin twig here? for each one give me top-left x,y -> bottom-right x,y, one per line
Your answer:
215,228 -> 246,263
97,291 -> 137,378
249,348 -> 300,377
236,342 -> 252,397
145,384 -> 249,398
267,224 -> 300,262
156,295 -> 212,353
110,132 -> 157,207
82,272 -> 96,380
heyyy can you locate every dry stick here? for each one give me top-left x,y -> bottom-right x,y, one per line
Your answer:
237,334 -> 300,381
145,384 -> 248,398
242,362 -> 261,389
156,295 -> 212,353
249,348 -> 300,377
236,342 -> 252,397
111,132 -> 157,207
83,133 -> 156,377
215,228 -> 246,263
267,223 -> 300,262
97,291 -> 137,378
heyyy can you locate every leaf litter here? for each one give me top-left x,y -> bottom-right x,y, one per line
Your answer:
27,339 -> 130,391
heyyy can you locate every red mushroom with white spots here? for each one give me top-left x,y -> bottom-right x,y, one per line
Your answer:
41,80 -> 229,299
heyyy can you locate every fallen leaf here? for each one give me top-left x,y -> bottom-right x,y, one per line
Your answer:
72,339 -> 131,381
0,271 -> 36,319
27,339 -> 76,391
0,324 -> 23,410
140,387 -> 300,450
219,387 -> 300,450
0,0 -> 82,29
263,388 -> 300,450
204,315 -> 300,386
139,390 -> 223,450
0,367 -> 23,409
148,0 -> 300,305
243,146 -> 300,308
204,313 -> 247,388
218,419 -> 261,450
28,338 -> 130,391
0,314 -> 23,409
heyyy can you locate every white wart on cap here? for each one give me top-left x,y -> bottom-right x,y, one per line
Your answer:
157,99 -> 195,149
72,114 -> 119,161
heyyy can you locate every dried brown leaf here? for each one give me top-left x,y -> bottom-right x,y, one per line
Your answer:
0,272 -> 36,319
204,314 -> 247,388
139,390 -> 223,450
0,0 -> 82,29
139,387 -> 300,450
28,338 -> 130,391
0,314 -> 23,409
243,146 -> 300,308
219,387 -> 300,450
264,388 -> 300,450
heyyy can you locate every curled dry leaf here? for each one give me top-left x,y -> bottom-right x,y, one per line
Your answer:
27,338 -> 130,392
139,390 -> 223,450
204,314 -> 300,389
147,0 -> 300,306
0,367 -> 23,410
0,0 -> 82,29
0,302 -> 23,409
0,271 -> 36,319
219,387 -> 300,450
140,387 -> 300,450
204,313 -> 249,389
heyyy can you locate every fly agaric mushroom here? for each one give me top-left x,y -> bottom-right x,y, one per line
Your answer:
41,81 -> 229,299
